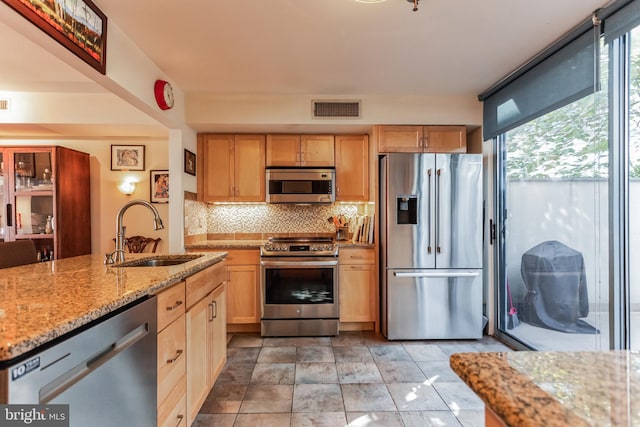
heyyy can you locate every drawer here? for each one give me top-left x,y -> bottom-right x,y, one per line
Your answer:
339,248 -> 375,265
186,262 -> 225,308
225,249 -> 260,265
158,375 -> 187,427
157,313 -> 186,405
157,282 -> 186,332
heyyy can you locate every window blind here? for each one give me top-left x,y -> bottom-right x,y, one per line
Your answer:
604,0 -> 640,44
480,30 -> 596,141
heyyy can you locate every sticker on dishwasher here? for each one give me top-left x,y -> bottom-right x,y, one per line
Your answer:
11,356 -> 40,381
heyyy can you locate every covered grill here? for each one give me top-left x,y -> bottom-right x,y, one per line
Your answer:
518,240 -> 598,334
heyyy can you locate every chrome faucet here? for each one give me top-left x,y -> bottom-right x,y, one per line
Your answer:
106,199 -> 164,264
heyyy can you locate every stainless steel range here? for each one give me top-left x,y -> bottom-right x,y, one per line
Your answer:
260,237 -> 339,337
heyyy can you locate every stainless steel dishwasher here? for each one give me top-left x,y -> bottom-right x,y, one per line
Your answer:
2,296 -> 157,427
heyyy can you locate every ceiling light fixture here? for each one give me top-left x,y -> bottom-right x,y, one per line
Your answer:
408,0 -> 419,11
354,0 -> 386,3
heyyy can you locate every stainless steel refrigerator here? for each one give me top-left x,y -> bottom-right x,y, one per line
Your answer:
380,153 -> 483,340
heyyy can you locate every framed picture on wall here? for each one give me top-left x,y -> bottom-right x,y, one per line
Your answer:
184,149 -> 196,176
1,0 -> 108,74
111,145 -> 145,171
150,170 -> 169,203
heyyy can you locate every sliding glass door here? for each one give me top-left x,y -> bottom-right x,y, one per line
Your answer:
497,81 -> 610,351
495,8 -> 640,351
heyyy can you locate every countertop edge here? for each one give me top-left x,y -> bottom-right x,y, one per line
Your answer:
449,352 -> 591,427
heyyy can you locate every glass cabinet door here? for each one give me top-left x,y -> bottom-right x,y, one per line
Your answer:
14,151 -> 53,192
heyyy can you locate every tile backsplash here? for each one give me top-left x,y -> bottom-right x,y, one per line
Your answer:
184,200 -> 373,237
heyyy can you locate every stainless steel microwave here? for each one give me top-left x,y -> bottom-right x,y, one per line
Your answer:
266,168 -> 335,204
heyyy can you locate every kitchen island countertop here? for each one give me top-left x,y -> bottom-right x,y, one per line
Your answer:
450,350 -> 640,426
0,252 -> 226,363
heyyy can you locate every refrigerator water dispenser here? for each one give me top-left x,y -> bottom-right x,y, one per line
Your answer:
396,195 -> 417,224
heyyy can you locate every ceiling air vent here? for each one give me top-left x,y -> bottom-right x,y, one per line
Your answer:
312,100 -> 361,119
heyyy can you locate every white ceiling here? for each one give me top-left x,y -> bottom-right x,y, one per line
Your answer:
0,0 -> 609,138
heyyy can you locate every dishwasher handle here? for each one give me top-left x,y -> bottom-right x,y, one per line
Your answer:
39,322 -> 149,404
393,271 -> 480,278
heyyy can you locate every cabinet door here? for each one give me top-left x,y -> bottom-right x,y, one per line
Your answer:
208,284 -> 227,387
157,313 -> 186,406
335,135 -> 369,201
424,126 -> 467,153
234,135 -> 266,202
200,135 -> 234,202
186,292 -> 211,425
376,126 -> 423,153
157,376 -> 187,427
300,135 -> 335,166
266,134 -> 300,166
339,263 -> 376,322
227,264 -> 260,324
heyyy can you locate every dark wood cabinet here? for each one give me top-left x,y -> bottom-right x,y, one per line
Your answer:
0,146 -> 91,259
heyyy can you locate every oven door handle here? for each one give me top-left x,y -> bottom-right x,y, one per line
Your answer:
261,259 -> 338,267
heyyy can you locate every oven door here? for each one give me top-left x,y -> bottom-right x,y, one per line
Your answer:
261,257 -> 339,319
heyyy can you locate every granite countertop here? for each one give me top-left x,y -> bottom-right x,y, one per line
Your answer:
0,252 -> 226,364
450,350 -> 640,426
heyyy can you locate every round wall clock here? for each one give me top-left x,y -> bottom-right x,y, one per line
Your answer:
154,79 -> 174,110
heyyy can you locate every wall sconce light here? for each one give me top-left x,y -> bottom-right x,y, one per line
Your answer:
117,181 -> 136,195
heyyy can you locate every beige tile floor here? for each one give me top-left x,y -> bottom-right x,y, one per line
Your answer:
193,332 -> 512,427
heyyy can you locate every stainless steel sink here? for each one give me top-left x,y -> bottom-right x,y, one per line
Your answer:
117,255 -> 202,267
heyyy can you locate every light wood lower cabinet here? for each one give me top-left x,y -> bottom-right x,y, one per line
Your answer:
156,261 -> 226,427
186,291 -> 210,425
209,284 -> 227,385
156,282 -> 187,427
225,249 -> 260,325
185,262 -> 226,425
158,376 -> 186,427
339,248 -> 377,325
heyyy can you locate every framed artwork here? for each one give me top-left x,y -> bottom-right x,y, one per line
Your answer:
184,149 -> 196,176
111,145 -> 145,171
150,170 -> 169,203
2,0 -> 108,74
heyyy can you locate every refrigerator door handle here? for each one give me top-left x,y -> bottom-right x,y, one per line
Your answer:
435,169 -> 441,254
427,168 -> 432,254
393,271 -> 480,278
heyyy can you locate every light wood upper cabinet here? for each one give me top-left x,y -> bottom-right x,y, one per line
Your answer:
265,134 -> 300,166
266,134 -> 335,166
376,125 -> 467,153
300,135 -> 335,166
335,135 -> 369,201
198,134 -> 266,202
424,126 -> 466,152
